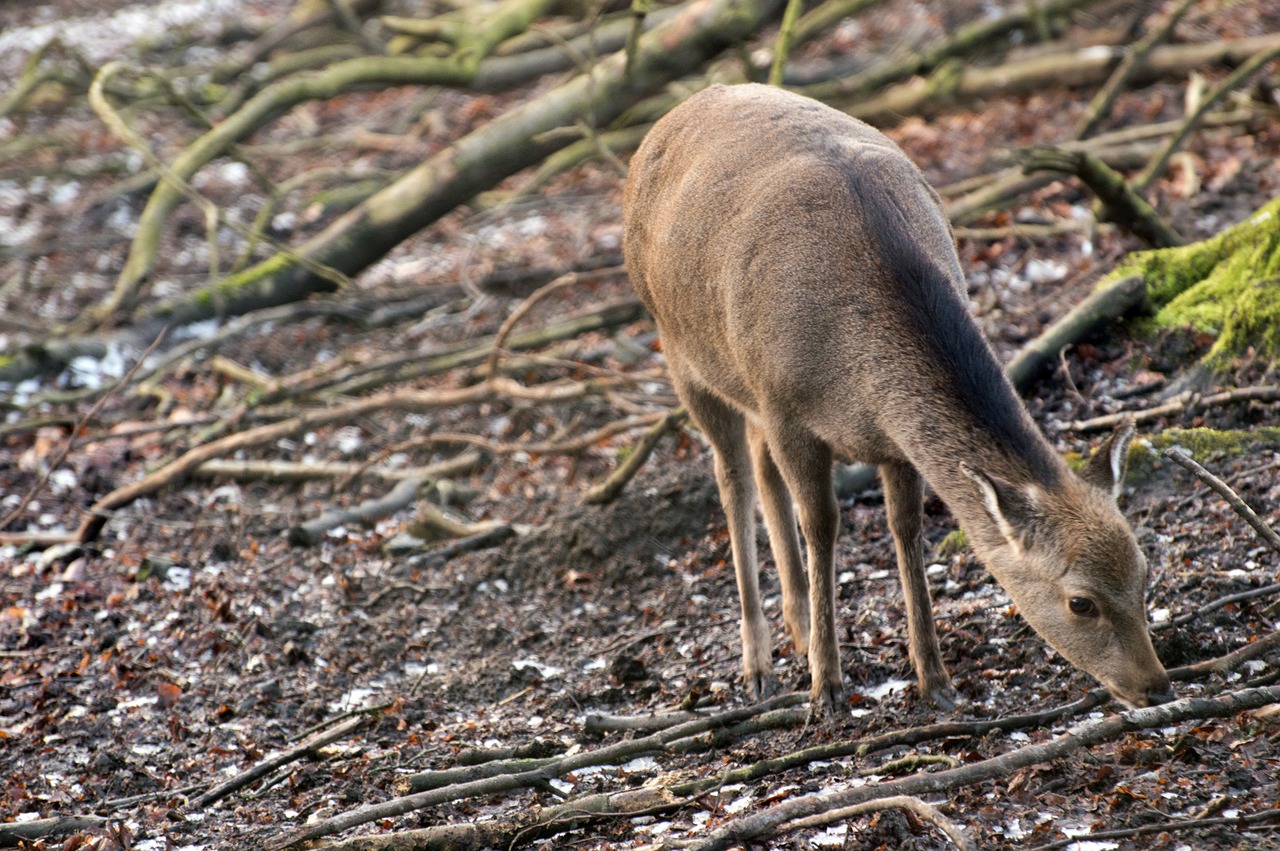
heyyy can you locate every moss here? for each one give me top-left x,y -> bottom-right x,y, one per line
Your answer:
935,528 -> 968,558
1146,426 -> 1280,458
1104,195 -> 1280,366
1128,427 -> 1280,484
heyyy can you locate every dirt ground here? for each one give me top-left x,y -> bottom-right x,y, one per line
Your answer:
2,1 -> 1280,849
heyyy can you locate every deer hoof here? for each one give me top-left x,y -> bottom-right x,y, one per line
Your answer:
807,680 -> 845,719
746,671 -> 781,701
923,680 -> 959,711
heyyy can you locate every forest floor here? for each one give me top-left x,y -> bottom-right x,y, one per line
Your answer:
2,1 -> 1280,849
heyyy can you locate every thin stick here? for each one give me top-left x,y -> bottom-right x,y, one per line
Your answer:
1033,807 -> 1280,850
1134,41 -> 1280,191
1068,384 -> 1280,431
486,271 -> 592,381
768,0 -> 806,86
187,715 -> 371,810
683,686 -> 1280,851
782,795 -> 976,850
1074,0 -> 1197,139
581,407 -> 688,504
1162,447 -> 1280,552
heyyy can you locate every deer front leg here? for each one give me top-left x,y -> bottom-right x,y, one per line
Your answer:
881,460 -> 955,709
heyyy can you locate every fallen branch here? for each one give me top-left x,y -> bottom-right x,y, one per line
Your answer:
682,685 -> 1280,851
582,407 -> 689,504
1021,146 -> 1184,247
308,633 -> 1268,850
77,375 -> 615,543
1164,585 -> 1280,631
0,815 -> 109,846
940,109 -> 1255,223
315,786 -> 687,851
1074,0 -> 1196,139
190,452 -> 480,485
405,500 -> 509,544
287,472 -> 499,548
1068,385 -> 1280,431
799,0 -> 1105,103
780,795 -> 976,851
135,0 -> 785,332
99,0 -> 559,324
1037,806 -> 1280,850
486,271 -> 595,380
1134,40 -> 1280,191
267,296 -> 644,402
266,691 -> 803,849
841,32 -> 1280,127
1162,447 -> 1280,553
1005,274 -> 1151,392
187,715 -> 372,811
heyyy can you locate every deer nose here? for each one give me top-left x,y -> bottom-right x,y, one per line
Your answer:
1147,682 -> 1176,706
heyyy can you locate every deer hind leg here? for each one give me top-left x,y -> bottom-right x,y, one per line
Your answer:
672,375 -> 775,698
747,424 -> 810,660
760,421 -> 843,713
880,460 -> 955,709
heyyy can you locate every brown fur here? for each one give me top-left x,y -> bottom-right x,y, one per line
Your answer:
623,83 -> 1173,712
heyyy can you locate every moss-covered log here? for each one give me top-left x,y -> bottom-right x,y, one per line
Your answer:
1110,194 -> 1280,366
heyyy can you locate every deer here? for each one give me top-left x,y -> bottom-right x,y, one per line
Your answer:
622,83 -> 1174,714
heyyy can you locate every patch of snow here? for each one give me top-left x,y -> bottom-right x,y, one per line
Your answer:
622,756 -> 657,772
513,658 -> 564,679
809,824 -> 848,846
859,678 -> 912,700
328,688 -> 377,713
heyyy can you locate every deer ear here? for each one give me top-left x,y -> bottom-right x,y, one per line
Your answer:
960,464 -> 1042,553
1081,417 -> 1135,501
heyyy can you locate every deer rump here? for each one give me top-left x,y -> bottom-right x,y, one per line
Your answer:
622,83 -> 1173,714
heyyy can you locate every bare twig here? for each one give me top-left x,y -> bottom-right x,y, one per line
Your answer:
191,454 -> 480,485
1162,447 -> 1280,552
1074,0 -> 1197,139
768,0 -> 806,86
0,816 -> 110,846
1068,385 -> 1280,431
1033,807 -> 1280,850
1021,146 -> 1184,246
1135,40 -> 1280,191
581,407 -> 689,504
1162,584 -> 1280,631
77,376 -> 615,543
187,715 -> 372,810
486,271 -> 594,381
782,795 -> 976,850
266,691 -> 805,848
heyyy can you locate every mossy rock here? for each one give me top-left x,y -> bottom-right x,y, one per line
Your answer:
1105,195 -> 1280,367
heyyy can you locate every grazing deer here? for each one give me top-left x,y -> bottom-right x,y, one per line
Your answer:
622,84 -> 1173,713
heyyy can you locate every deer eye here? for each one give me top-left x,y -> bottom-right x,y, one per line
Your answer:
1069,596 -> 1099,618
